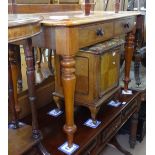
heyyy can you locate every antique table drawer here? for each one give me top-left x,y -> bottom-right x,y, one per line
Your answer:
101,114 -> 121,143
114,17 -> 136,36
122,99 -> 138,121
79,22 -> 114,48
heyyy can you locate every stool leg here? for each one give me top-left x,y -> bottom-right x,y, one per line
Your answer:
8,57 -> 18,129
9,44 -> 21,120
23,38 -> 41,139
15,45 -> 23,91
24,38 -> 50,155
36,47 -> 42,69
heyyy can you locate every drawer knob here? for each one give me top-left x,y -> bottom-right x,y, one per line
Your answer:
123,23 -> 130,29
96,28 -> 104,36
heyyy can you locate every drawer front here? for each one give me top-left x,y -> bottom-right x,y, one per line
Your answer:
79,22 -> 114,48
122,99 -> 138,122
101,114 -> 121,143
114,17 -> 136,36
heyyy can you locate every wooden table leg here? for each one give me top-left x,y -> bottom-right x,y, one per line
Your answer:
61,55 -> 77,148
48,49 -> 54,75
24,39 -> 51,155
36,47 -> 42,69
129,112 -> 139,148
8,44 -> 21,120
134,52 -> 142,86
15,45 -> 23,91
124,32 -> 135,90
23,38 -> 41,139
108,136 -> 132,155
8,59 -> 18,129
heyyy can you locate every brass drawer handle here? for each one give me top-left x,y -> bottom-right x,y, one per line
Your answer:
96,28 -> 104,36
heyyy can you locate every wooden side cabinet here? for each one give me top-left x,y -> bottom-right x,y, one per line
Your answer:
53,38 -> 124,122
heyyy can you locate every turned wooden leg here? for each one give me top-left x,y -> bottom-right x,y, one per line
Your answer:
42,48 -> 47,63
23,38 -> 41,139
9,44 -> 21,120
32,47 -> 36,67
89,106 -> 100,124
36,47 -> 42,69
8,58 -> 18,129
109,136 -> 132,155
134,52 -> 142,86
48,49 -> 54,75
14,45 -> 23,91
53,95 -> 62,111
124,32 -> 135,90
61,55 -> 77,148
129,112 -> 139,148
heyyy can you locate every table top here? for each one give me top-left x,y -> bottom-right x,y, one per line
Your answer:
8,11 -> 141,43
8,14 -> 43,43
9,11 -> 141,28
37,11 -> 141,26
8,14 -> 43,27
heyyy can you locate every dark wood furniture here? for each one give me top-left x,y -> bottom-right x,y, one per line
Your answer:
8,14 -> 50,155
24,88 -> 140,155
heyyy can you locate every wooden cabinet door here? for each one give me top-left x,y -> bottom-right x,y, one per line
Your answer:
99,49 -> 120,97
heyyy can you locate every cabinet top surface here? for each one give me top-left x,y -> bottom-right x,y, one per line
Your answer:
9,11 -> 140,27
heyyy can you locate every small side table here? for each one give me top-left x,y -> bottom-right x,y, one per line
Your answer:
8,14 -> 50,155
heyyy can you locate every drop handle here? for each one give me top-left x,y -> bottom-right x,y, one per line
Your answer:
96,28 -> 104,36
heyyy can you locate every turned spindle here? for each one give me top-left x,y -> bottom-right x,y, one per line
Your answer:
61,55 -> 77,148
